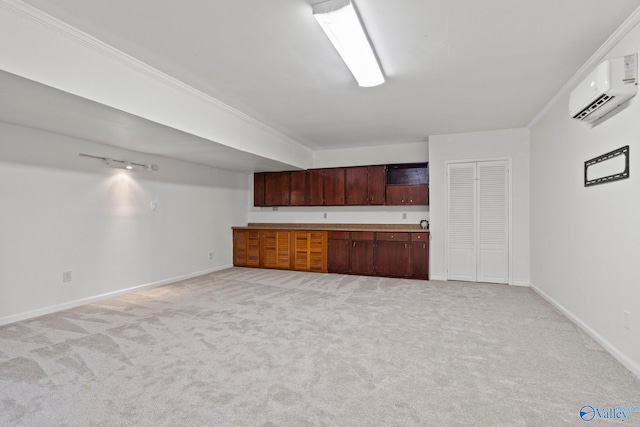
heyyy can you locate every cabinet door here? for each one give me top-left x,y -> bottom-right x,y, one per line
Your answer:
293,231 -> 311,270
261,230 -> 291,269
385,185 -> 407,205
323,168 -> 345,206
233,229 -> 248,266
293,231 -> 328,272
407,184 -> 429,205
376,234 -> 411,277
265,172 -> 290,206
350,232 -> 375,274
410,240 -> 429,278
253,173 -> 266,207
307,169 -> 324,206
368,165 -> 386,205
327,231 -> 350,273
345,166 -> 369,205
308,231 -> 327,272
290,171 -> 307,206
246,231 -> 261,267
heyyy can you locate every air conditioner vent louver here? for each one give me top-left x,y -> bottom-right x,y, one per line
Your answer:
572,94 -> 614,120
569,53 -> 637,123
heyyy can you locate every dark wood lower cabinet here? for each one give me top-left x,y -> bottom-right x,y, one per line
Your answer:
327,231 -> 350,273
349,232 -> 375,275
376,241 -> 411,277
410,241 -> 429,278
234,228 -> 429,279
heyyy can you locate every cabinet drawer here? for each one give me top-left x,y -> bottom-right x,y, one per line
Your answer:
376,232 -> 409,242
350,231 -> 375,241
328,231 -> 350,240
410,233 -> 429,241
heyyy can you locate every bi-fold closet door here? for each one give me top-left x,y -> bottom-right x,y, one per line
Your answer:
447,160 -> 509,284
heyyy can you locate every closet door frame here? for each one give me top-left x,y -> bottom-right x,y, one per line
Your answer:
444,157 -> 513,285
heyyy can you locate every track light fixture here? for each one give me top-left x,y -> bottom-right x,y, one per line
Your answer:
79,153 -> 159,172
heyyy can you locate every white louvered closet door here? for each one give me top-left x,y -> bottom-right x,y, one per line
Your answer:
447,160 -> 509,284
447,163 -> 477,281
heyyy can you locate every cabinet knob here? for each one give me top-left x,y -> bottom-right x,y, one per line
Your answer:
409,199 -> 413,203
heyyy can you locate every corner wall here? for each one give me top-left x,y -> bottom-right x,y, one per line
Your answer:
0,122 -> 248,324
529,22 -> 640,376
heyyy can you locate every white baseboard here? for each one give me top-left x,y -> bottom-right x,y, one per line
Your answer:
429,275 -> 447,281
511,281 -> 531,287
0,264 -> 232,327
530,283 -> 640,380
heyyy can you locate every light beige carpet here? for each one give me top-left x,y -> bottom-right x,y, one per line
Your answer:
1,267 -> 639,426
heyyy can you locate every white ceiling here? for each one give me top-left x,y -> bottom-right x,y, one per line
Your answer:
4,0 -> 640,166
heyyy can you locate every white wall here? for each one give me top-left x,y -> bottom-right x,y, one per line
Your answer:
530,23 -> 640,376
0,122 -> 248,324
247,141 -> 430,225
428,128 -> 530,285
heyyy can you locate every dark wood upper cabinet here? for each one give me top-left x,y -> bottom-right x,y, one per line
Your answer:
407,184 -> 429,205
346,166 -> 369,205
345,165 -> 386,205
386,184 -> 429,205
386,163 -> 429,206
323,168 -> 345,206
253,162 -> 427,207
264,172 -> 290,206
307,169 -> 324,206
289,170 -> 307,206
368,165 -> 386,205
254,173 -> 266,207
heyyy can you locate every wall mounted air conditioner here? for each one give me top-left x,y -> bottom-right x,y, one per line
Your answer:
569,53 -> 637,122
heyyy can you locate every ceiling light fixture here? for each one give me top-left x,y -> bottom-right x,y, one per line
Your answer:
313,0 -> 384,87
79,153 -> 159,172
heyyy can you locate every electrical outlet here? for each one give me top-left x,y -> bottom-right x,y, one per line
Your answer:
623,311 -> 631,331
402,213 -> 407,219
62,271 -> 72,283
323,212 -> 327,219
208,251 -> 213,260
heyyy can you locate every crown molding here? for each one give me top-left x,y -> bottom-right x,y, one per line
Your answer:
0,0 -> 314,155
527,6 -> 640,128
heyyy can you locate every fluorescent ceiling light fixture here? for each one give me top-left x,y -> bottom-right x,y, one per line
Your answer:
313,0 -> 384,87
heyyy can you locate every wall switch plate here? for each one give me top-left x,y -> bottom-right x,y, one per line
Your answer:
624,311 -> 631,330
62,271 -> 72,283
150,201 -> 158,212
